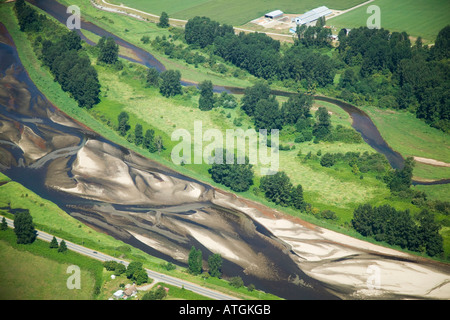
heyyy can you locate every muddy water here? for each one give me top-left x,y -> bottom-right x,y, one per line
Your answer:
0,24 -> 339,299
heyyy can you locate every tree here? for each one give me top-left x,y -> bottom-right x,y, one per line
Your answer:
417,210 -> 444,257
209,150 -> 254,192
62,30 -> 82,51
1,217 -> 7,231
198,80 -> 215,111
188,246 -> 202,275
208,253 -> 223,278
134,123 -> 143,146
260,171 -> 293,207
50,236 -> 59,249
98,36 -> 119,64
281,94 -> 312,125
290,184 -> 305,210
117,111 -> 130,136
229,276 -> 244,288
143,129 -> 157,153
13,210 -> 36,244
146,68 -> 160,87
388,157 -> 414,192
15,0 -> 44,32
158,12 -> 170,28
58,240 -> 68,253
432,25 -> 450,60
155,135 -> 165,154
159,70 -> 182,97
241,81 -> 271,117
133,268 -> 149,285
114,263 -> 126,276
215,92 -> 238,109
142,286 -> 167,300
313,107 -> 332,141
126,261 -> 143,279
320,153 -> 336,167
253,96 -> 283,131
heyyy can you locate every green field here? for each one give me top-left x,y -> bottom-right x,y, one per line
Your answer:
359,106 -> 450,182
108,0 -> 366,26
0,230 -> 98,300
328,0 -> 450,42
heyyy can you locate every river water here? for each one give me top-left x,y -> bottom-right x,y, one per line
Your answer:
0,21 -> 342,299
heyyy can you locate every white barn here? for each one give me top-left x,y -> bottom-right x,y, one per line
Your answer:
294,6 -> 332,25
265,10 -> 284,19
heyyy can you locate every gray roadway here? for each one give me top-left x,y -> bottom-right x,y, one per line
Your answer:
2,216 -> 239,300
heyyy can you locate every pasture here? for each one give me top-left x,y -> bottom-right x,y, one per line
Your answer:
107,0 -> 366,26
328,0 -> 450,42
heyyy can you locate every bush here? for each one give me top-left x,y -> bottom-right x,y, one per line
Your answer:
320,153 -> 335,167
229,276 -> 244,288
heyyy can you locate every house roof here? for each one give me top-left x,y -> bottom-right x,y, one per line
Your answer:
124,284 -> 137,296
265,10 -> 284,18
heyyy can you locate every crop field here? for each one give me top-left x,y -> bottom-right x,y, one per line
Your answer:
107,0 -> 366,26
328,0 -> 450,42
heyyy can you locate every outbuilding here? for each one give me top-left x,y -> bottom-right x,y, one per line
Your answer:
294,6 -> 332,25
264,10 -> 284,19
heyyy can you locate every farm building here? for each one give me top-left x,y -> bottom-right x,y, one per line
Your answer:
265,10 -> 284,19
294,6 -> 332,25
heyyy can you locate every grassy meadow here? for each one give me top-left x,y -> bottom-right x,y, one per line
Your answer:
359,106 -> 450,184
0,229 -> 99,300
107,0 -> 366,26
328,0 -> 450,43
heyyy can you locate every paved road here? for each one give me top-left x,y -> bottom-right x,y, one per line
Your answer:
2,216 -> 239,300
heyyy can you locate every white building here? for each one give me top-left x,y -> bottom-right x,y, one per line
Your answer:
265,10 -> 284,19
294,6 -> 332,25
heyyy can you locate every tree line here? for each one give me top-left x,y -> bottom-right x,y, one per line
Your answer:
337,26 -> 450,133
15,0 -> 101,109
182,14 -> 450,132
352,204 -> 443,257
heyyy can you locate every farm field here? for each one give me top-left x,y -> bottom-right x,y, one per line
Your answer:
107,0 -> 366,26
328,0 -> 450,42
0,232 -> 97,300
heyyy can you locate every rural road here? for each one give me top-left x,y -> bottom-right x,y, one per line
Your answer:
2,216 -> 239,300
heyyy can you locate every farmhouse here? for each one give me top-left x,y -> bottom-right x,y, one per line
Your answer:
264,10 -> 284,19
294,6 -> 332,25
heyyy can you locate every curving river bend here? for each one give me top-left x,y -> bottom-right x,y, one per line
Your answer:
1,1 -> 449,300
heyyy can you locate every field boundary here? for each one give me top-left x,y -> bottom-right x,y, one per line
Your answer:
90,0 -> 294,40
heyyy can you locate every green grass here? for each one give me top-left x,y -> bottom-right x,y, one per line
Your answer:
359,105 -> 450,183
107,0 -> 366,26
59,0 -> 258,88
0,229 -> 99,300
328,0 -> 450,43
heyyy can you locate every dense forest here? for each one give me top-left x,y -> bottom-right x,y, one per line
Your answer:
184,15 -> 450,133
